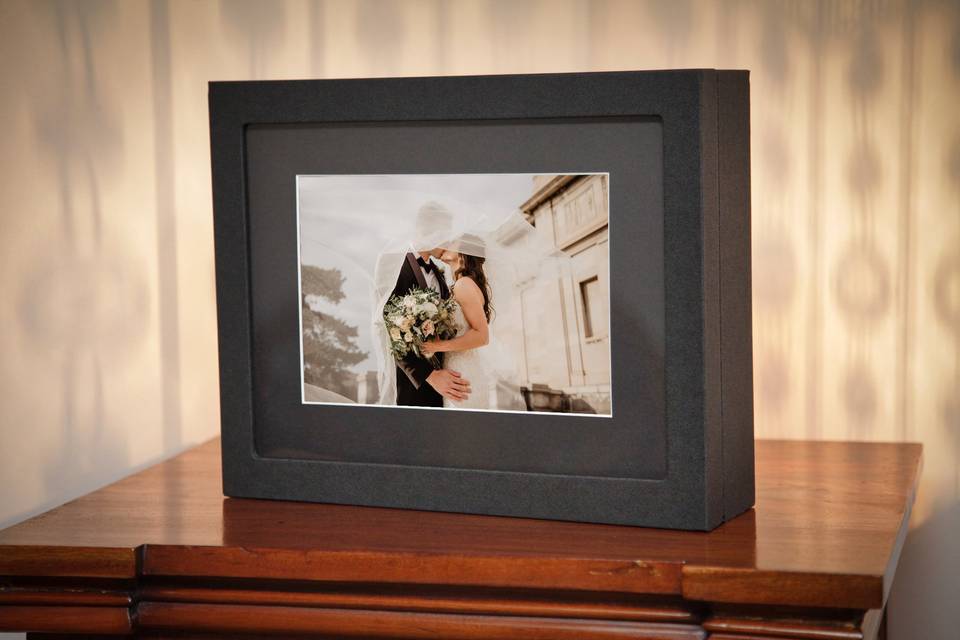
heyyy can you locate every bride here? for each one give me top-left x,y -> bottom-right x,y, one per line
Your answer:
421,236 -> 496,409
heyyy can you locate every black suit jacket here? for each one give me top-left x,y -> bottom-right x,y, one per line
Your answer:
390,253 -> 450,407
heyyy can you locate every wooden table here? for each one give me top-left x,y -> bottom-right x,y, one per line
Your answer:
0,438 -> 921,639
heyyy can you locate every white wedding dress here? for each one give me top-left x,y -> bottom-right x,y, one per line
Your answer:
443,291 -> 495,410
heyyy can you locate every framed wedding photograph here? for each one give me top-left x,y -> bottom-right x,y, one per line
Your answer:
296,172 -> 613,417
210,69 -> 755,530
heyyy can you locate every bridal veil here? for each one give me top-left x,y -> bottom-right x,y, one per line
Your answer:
307,187 -> 573,410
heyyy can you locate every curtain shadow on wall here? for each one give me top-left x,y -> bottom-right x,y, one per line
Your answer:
13,0 -> 145,523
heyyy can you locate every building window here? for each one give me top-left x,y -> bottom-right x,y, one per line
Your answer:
579,276 -> 601,338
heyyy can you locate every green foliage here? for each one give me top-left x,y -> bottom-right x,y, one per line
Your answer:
301,265 -> 366,397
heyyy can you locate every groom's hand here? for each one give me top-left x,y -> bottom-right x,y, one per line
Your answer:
426,369 -> 471,401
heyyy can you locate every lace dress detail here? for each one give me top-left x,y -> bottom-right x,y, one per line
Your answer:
443,298 -> 494,410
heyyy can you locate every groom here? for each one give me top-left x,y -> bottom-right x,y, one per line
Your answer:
390,201 -> 471,407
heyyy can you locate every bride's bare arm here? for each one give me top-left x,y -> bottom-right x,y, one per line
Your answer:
424,278 -> 489,354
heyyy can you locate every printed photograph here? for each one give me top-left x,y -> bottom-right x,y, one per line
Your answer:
297,173 -> 612,416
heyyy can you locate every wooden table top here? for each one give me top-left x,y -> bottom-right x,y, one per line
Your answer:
0,437 -> 921,612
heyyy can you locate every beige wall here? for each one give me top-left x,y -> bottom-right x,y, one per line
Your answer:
0,1 -> 957,638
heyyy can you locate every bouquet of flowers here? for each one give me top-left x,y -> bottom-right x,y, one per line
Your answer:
383,287 -> 460,368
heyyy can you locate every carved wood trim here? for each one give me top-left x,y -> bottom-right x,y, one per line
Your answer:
136,601 -> 707,639
138,583 -> 698,622
0,604 -> 131,634
142,544 -> 683,595
0,545 -> 137,579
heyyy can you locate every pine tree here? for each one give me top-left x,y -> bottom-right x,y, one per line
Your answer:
300,265 -> 366,398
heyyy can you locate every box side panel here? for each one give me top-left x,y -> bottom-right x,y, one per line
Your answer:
700,71 -> 724,529
717,71 -> 756,519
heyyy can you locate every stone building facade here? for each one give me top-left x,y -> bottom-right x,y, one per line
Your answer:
497,174 -> 611,414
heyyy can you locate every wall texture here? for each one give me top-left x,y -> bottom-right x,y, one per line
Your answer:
0,1 -> 957,638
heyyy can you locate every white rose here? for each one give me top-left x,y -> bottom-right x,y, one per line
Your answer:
403,296 -> 415,308
422,302 -> 438,316
403,332 -> 414,342
389,327 -> 402,341
400,316 -> 413,331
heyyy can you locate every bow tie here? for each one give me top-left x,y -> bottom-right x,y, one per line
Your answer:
416,257 -> 438,274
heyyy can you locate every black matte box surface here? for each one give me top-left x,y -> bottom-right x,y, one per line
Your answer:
209,70 -> 754,530
247,119 -> 665,480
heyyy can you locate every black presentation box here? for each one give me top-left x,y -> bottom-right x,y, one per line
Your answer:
210,70 -> 754,530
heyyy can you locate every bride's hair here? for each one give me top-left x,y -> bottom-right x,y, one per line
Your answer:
456,253 -> 493,322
